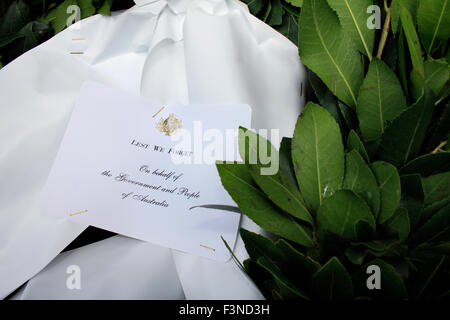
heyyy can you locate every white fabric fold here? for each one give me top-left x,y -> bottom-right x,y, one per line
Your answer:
1,0 -> 306,299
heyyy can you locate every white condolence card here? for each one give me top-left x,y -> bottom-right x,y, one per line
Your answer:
40,81 -> 252,262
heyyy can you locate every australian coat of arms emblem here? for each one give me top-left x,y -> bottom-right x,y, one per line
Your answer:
156,113 -> 182,136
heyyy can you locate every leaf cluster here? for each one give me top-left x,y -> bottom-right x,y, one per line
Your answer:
217,0 -> 450,300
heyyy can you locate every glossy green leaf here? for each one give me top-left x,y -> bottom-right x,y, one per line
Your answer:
274,239 -> 320,282
257,256 -> 309,300
0,0 -> 30,37
400,152 -> 450,177
419,196 -> 450,226
311,257 -> 353,300
277,9 -> 299,45
400,4 -> 424,80
346,130 -> 369,162
378,88 -> 435,166
317,190 -> 375,240
240,229 -> 320,287
386,208 -> 410,242
98,0 -> 112,16
217,163 -> 314,247
240,228 -> 283,262
397,29 -> 409,102
391,0 -> 418,34
241,0 -> 268,15
267,0 -> 283,26
371,161 -> 401,224
292,103 -> 345,212
356,59 -> 407,142
338,100 -> 358,129
327,0 -> 374,60
285,0 -> 303,7
343,150 -> 380,217
298,0 -> 363,108
51,0 -> 78,33
238,126 -> 277,175
400,174 -> 424,231
417,0 -> 450,53
422,171 -> 450,205
278,137 -> 297,186
249,164 -> 314,225
238,128 -> 314,225
410,203 -> 450,245
309,71 -> 346,133
424,59 -> 449,96
78,0 -> 95,19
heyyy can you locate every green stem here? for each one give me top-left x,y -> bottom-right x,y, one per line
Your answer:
376,0 -> 392,59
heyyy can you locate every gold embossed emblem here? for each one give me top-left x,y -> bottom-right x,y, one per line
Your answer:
156,113 -> 182,136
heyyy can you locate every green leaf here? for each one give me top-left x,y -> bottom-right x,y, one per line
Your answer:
298,0 -> 363,108
0,0 -> 30,37
248,164 -> 314,225
338,100 -> 358,129
400,174 -> 424,231
397,29 -> 409,102
238,126 -> 277,175
277,9 -> 299,44
347,130 -> 370,162
378,88 -> 435,166
78,0 -> 95,19
400,3 -> 424,79
419,196 -> 450,226
309,71 -> 347,133
242,0 -> 268,16
417,0 -> 450,53
411,241 -> 450,259
267,0 -> 283,26
257,256 -> 309,300
427,101 -> 450,151
371,161 -> 401,224
285,0 -> 303,7
386,208 -> 410,242
20,21 -> 53,51
311,257 -> 353,300
274,239 -> 320,283
356,59 -> 407,142
0,32 -> 23,48
327,0 -> 374,60
422,171 -> 450,205
217,163 -> 314,247
317,190 -> 375,240
278,137 -> 297,186
98,0 -> 112,16
391,0 -> 418,35
354,259 -> 408,300
240,229 -> 320,287
424,59 -> 449,96
242,259 -> 272,299
238,129 -> 303,213
240,228 -> 282,262
411,255 -> 447,299
400,152 -> 450,177
51,0 -> 78,33
346,240 -> 405,265
343,150 -> 381,217
410,203 -> 450,245
292,103 -> 345,212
